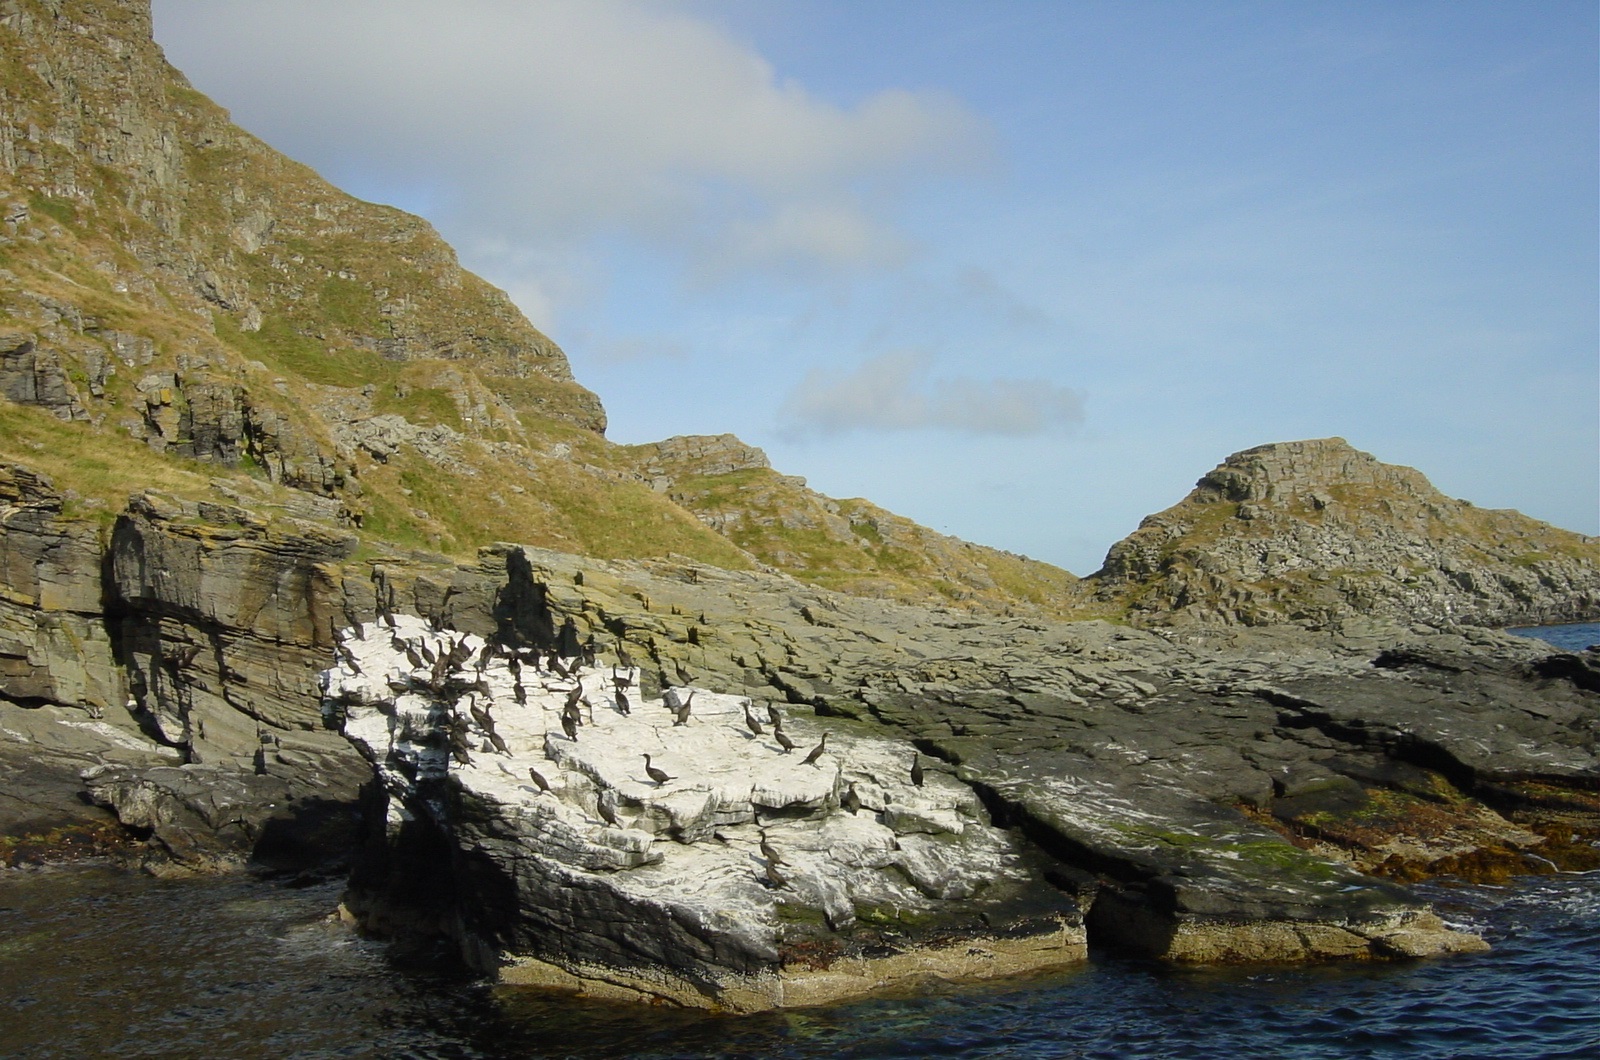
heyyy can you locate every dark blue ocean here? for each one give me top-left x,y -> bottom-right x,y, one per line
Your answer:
1,624 -> 1595,1060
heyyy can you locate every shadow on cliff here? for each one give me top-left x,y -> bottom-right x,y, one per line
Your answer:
249,794 -> 365,876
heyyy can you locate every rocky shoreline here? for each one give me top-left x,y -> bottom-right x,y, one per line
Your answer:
5,470 -> 1596,1008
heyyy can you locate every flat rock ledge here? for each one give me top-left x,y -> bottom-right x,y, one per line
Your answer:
322,616 -> 1086,1011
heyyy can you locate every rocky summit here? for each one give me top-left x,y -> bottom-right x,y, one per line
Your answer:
2,0 -> 1599,1014
1078,438 -> 1600,629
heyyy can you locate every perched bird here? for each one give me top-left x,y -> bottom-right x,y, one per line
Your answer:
673,691 -> 696,727
801,732 -> 830,766
562,702 -> 583,729
762,861 -> 788,889
674,661 -> 694,687
581,635 -> 597,668
641,754 -> 675,786
349,622 -> 366,641
564,686 -> 583,712
488,730 -> 510,756
910,753 -> 925,788
470,702 -> 496,735
548,652 -> 570,678
403,644 -> 424,670
615,642 -> 635,670
335,642 -> 361,674
774,729 -> 797,753
759,833 -> 785,866
451,745 -> 472,766
527,766 -> 551,792
612,667 -> 633,691
478,643 -> 497,671
842,783 -> 863,815
419,641 -> 436,666
766,702 -> 783,728
513,679 -> 527,706
596,796 -> 619,827
614,689 -> 631,716
506,653 -> 521,679
744,711 -> 764,737
377,604 -> 396,628
561,714 -> 579,742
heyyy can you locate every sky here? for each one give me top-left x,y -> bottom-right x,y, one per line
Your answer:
151,0 -> 1598,575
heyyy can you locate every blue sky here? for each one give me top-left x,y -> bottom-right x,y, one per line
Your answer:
153,1 -> 1597,574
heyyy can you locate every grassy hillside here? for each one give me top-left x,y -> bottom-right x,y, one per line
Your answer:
0,0 -> 1081,615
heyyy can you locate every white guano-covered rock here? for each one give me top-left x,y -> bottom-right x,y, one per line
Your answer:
320,615 -> 1083,1009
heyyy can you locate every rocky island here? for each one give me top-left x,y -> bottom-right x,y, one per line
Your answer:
2,0 -> 1598,1014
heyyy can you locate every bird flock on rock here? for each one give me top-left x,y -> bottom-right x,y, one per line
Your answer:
341,620 -> 943,887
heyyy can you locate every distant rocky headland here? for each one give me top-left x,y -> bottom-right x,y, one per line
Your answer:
3,0 -> 1599,1013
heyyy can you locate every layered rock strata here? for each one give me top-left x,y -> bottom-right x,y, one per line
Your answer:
3,468 -> 1596,1000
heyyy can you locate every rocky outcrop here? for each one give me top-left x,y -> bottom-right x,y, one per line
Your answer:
324,615 -> 1084,1010
1081,438 -> 1600,629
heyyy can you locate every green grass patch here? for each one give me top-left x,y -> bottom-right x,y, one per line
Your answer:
214,312 -> 400,389
27,193 -> 77,228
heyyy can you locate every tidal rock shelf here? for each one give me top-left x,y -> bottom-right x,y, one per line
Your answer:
322,615 -> 1085,1011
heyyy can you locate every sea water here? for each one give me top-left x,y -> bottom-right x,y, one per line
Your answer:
1,624 -> 1596,1060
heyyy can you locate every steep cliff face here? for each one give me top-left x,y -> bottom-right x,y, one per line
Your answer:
1080,438 -> 1600,628
0,0 -> 588,401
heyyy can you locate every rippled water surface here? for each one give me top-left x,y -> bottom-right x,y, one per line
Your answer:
2,868 -> 1597,1059
1507,621 -> 1600,652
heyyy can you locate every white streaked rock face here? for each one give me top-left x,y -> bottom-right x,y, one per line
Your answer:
320,615 -> 1078,1007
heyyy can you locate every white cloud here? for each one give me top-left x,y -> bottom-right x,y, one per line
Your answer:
154,0 -> 991,283
780,351 -> 1086,438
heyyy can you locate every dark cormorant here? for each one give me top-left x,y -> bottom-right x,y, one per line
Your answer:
528,766 -> 551,792
642,754 -> 674,785
774,729 -> 797,753
910,753 -> 925,787
801,732 -> 830,766
759,833 -> 785,866
470,703 -> 495,735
